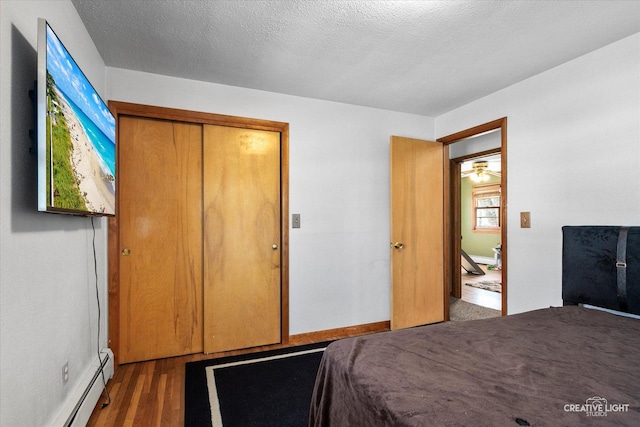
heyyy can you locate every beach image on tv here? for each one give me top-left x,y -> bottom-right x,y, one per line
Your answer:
45,24 -> 115,215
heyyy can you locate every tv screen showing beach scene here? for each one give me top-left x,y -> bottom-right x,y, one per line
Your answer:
37,19 -> 116,216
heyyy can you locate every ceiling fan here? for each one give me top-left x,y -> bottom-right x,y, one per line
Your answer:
461,160 -> 501,182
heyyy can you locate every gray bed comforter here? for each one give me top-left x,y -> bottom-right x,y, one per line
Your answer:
309,306 -> 640,426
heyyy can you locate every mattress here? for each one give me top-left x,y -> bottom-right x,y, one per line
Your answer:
309,306 -> 640,426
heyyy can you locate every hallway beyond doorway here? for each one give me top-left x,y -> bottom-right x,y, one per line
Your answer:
460,264 -> 501,311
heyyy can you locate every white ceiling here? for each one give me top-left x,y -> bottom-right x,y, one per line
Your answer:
71,0 -> 640,116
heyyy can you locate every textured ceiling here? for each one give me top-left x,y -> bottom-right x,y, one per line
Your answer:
71,0 -> 640,116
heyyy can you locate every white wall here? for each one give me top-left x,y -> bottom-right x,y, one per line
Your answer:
107,68 -> 434,334
0,1 -> 110,426
436,33 -> 640,314
448,128 -> 501,159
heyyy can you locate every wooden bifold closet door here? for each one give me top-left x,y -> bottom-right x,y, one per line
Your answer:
113,105 -> 287,365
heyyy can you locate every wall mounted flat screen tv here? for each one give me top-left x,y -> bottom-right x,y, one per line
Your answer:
36,18 -> 116,216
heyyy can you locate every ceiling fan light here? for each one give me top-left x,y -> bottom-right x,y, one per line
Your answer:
469,161 -> 491,182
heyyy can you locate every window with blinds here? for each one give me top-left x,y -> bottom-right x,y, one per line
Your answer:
472,184 -> 501,232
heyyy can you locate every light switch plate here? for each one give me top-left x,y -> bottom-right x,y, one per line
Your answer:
520,212 -> 531,228
292,214 -> 301,228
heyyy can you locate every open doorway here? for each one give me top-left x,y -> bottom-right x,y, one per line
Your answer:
438,118 -> 507,321
454,152 -> 502,315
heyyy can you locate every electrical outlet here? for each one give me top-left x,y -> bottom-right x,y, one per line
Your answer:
62,361 -> 69,384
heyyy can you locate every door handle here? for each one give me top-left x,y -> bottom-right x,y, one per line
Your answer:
272,244 -> 278,250
121,248 -> 131,256
391,242 -> 404,249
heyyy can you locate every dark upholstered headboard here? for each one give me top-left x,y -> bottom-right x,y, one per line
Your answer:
562,226 -> 639,315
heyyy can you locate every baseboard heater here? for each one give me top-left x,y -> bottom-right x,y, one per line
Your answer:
53,348 -> 114,427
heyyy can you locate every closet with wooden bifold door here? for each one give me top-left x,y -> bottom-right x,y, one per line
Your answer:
109,102 -> 289,365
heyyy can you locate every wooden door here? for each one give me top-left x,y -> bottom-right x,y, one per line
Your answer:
203,125 -> 281,353
390,136 -> 445,329
118,116 -> 203,363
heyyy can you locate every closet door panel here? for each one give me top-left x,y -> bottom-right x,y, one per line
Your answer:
203,124 -> 281,353
119,116 -> 203,363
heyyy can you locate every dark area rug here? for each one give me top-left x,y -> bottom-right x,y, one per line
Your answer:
185,342 -> 330,427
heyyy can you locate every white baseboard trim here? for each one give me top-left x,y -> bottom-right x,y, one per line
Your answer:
470,255 -> 495,265
53,348 -> 114,427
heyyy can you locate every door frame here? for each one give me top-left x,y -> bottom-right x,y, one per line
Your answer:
107,101 -> 290,365
437,117 -> 507,317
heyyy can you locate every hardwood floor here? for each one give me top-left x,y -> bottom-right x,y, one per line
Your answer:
88,354 -> 190,426
460,265 -> 502,311
87,345 -> 294,426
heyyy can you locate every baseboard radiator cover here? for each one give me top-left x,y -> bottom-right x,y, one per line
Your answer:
53,348 -> 114,427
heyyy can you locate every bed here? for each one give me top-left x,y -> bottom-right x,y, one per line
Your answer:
309,226 -> 640,426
